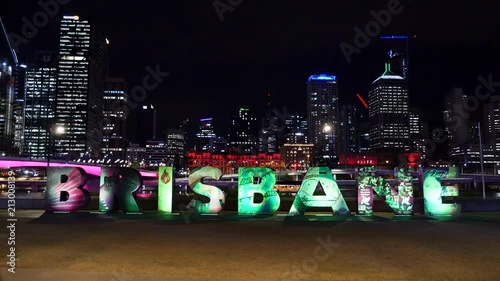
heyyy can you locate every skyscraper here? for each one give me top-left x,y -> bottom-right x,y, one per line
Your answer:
285,114 -> 308,144
368,63 -> 410,152
103,77 -> 128,158
136,104 -> 157,146
0,61 -> 15,155
23,52 -> 58,159
196,118 -> 216,152
166,128 -> 185,169
54,15 -> 109,159
409,107 -> 425,153
12,65 -> 26,154
339,104 -> 359,154
307,74 -> 339,165
228,107 -> 259,154
443,88 -> 470,145
145,139 -> 167,168
484,99 -> 500,152
0,61 -> 26,156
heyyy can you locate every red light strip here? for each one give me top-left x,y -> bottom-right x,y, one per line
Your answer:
357,94 -> 368,109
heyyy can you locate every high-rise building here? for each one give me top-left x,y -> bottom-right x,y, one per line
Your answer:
54,15 -> 109,159
484,98 -> 500,153
103,78 -> 128,158
0,61 -> 26,156
0,61 -> 15,155
443,88 -> 485,163
23,52 -> 58,159
444,88 -> 470,145
285,114 -> 308,144
126,143 -> 146,166
409,107 -> 425,152
339,105 -> 359,154
212,136 -> 228,154
358,110 -> 370,153
12,65 -> 26,154
165,128 -> 185,169
307,74 -> 339,165
228,107 -> 260,154
196,118 -> 216,152
136,104 -> 157,147
145,139 -> 167,167
368,63 -> 410,152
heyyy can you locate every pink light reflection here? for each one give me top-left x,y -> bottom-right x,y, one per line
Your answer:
0,160 -> 157,178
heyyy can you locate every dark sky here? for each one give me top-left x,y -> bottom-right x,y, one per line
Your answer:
2,0 -> 500,141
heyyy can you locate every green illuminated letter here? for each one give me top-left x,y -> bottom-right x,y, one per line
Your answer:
238,167 -> 280,214
187,166 -> 225,214
158,167 -> 174,213
423,168 -> 461,216
289,167 -> 349,215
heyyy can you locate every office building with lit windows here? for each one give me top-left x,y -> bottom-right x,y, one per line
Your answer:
127,143 -> 146,166
23,52 -> 58,159
0,61 -> 15,155
285,114 -> 308,144
103,77 -> 128,158
408,106 -> 426,153
368,64 -> 410,152
228,107 -> 260,154
281,143 -> 314,171
54,15 -> 109,159
166,128 -> 185,168
339,104 -> 359,154
485,99 -> 500,153
145,139 -> 167,167
0,61 -> 26,156
196,118 -> 216,152
306,74 -> 339,165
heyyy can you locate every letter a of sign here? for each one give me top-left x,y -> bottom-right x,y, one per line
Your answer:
289,167 -> 349,215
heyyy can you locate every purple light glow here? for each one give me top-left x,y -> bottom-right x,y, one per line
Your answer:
0,160 -> 158,178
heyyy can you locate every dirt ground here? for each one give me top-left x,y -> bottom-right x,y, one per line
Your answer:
1,211 -> 500,281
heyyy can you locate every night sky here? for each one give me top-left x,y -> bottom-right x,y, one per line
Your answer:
2,0 -> 500,142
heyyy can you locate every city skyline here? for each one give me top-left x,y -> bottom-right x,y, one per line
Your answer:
1,1 -> 500,135
0,2 -> 499,171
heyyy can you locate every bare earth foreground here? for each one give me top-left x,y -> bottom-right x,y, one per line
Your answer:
1,211 -> 500,281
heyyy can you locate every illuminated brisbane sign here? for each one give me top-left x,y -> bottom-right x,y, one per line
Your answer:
45,166 -> 461,217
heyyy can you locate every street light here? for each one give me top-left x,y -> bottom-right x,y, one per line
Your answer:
323,124 -> 332,133
47,125 -> 65,169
